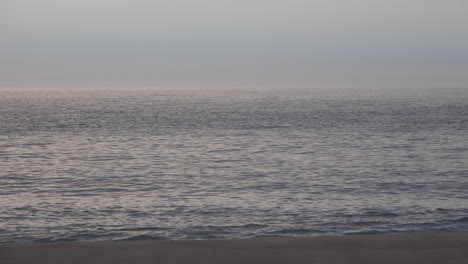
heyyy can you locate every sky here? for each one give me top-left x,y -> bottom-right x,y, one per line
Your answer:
1,0 -> 468,87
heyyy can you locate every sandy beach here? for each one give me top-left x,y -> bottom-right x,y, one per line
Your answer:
1,233 -> 467,264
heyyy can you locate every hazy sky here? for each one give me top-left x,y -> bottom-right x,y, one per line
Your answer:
1,0 -> 467,87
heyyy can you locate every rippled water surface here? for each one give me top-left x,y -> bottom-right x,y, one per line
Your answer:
1,87 -> 467,242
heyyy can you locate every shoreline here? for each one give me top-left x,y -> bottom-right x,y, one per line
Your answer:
1,233 -> 467,264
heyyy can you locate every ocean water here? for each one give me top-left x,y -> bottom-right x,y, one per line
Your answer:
0,87 -> 467,242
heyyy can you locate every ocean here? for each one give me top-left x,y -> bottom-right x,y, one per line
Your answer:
0,87 -> 467,242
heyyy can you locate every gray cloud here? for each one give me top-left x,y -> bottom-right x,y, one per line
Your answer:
1,0 -> 467,87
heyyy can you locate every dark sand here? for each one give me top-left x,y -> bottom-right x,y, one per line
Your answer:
1,233 -> 467,264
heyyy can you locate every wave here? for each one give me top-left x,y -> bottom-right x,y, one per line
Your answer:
112,227 -> 172,232
452,216 -> 468,223
267,228 -> 326,235
345,230 -> 389,235
119,235 -> 167,241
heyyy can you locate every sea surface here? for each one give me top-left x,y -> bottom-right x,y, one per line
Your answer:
0,87 -> 467,242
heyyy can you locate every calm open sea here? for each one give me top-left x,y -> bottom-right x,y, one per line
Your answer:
0,87 -> 467,242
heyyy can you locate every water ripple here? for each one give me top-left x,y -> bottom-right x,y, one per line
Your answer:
0,88 -> 467,242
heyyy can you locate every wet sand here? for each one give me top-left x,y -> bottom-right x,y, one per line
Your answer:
1,233 -> 467,264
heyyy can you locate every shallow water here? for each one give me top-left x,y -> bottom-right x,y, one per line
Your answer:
0,87 -> 467,242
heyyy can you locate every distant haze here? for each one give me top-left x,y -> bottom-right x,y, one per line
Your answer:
1,0 -> 467,87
